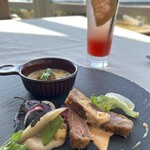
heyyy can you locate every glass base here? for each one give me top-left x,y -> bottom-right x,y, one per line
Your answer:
87,54 -> 109,69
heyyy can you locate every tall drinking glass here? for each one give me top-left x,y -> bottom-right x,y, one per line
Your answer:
86,0 -> 119,68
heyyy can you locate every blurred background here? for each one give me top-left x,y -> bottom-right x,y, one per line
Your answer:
2,0 -> 150,36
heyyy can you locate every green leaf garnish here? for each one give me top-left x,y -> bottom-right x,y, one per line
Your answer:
40,68 -> 52,80
42,115 -> 63,146
90,95 -> 139,118
0,130 -> 27,150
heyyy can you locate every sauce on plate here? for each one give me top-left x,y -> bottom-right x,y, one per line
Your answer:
88,126 -> 113,150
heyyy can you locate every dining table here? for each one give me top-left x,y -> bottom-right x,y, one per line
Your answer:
0,16 -> 150,150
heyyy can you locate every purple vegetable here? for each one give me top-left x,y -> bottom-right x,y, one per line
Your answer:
14,97 -> 55,131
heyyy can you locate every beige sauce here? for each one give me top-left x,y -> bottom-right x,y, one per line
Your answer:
24,135 -> 65,150
27,69 -> 71,80
88,126 -> 113,150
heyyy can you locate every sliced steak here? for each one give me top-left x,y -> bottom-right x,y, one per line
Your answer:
67,108 -> 90,149
65,88 -> 133,137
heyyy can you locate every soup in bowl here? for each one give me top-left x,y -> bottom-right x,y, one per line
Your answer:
0,58 -> 78,98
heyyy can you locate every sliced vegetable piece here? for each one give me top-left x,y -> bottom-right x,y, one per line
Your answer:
105,93 -> 135,110
18,107 -> 67,144
0,130 -> 27,150
42,115 -> 63,146
91,0 -> 118,26
90,95 -> 139,118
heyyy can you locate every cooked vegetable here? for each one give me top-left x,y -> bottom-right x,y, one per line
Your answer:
40,68 -> 52,80
105,93 -> 135,110
24,102 -> 55,128
42,115 -> 63,146
90,95 -> 139,118
14,97 -> 41,132
18,108 -> 67,144
0,130 -> 26,150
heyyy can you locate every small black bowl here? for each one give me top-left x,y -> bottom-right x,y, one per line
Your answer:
0,58 -> 78,97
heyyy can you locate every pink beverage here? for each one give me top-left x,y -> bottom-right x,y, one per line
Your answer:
88,21 -> 113,57
86,0 -> 119,68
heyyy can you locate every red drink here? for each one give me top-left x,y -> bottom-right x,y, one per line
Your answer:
88,37 -> 112,57
86,0 -> 119,68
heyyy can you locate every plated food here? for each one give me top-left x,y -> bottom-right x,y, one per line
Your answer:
0,58 -> 78,97
0,88 -> 140,150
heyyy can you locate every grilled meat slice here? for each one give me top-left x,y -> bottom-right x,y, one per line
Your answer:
101,111 -> 133,136
65,88 -> 133,137
67,108 -> 90,149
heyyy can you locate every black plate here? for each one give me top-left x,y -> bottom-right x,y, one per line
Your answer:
0,66 -> 150,149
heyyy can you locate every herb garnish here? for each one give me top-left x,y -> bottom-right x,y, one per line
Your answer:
40,68 -> 52,80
